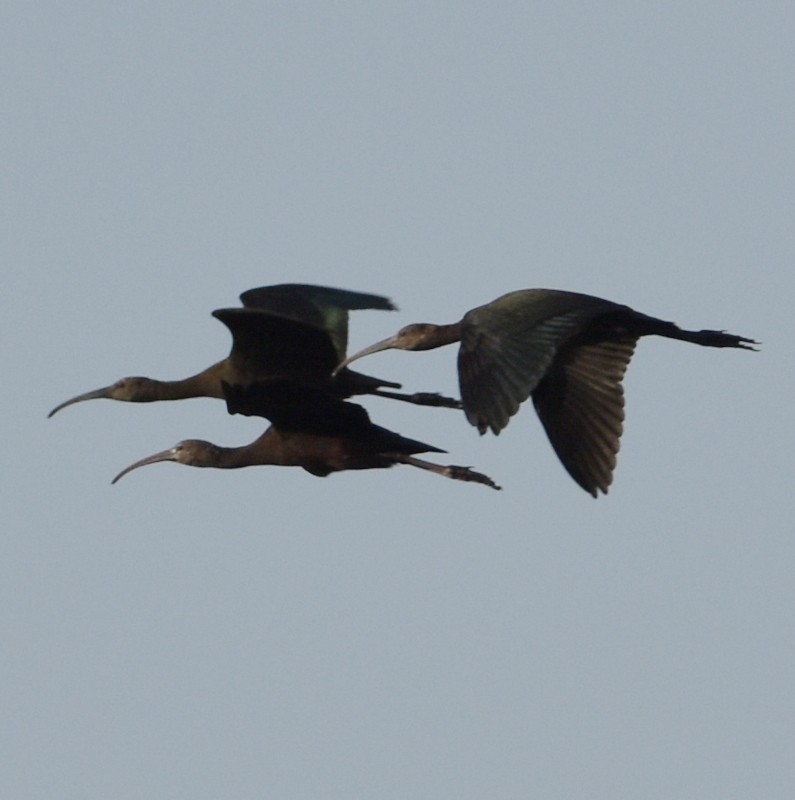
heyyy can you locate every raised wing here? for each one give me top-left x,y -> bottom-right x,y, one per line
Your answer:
240,284 -> 396,360
212,308 -> 338,385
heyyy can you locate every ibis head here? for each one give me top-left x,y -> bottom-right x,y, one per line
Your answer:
48,377 -> 165,417
111,440 -> 222,484
335,322 -> 461,375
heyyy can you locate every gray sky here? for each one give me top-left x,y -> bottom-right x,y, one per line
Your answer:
4,2 -> 792,798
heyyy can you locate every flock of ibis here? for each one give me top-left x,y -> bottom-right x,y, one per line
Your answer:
50,283 -> 757,496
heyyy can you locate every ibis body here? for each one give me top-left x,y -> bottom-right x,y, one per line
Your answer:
113,382 -> 498,489
337,288 -> 757,496
49,284 -> 461,417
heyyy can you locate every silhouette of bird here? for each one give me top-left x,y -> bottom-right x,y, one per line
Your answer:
48,283 -> 461,417
112,381 -> 499,489
336,288 -> 757,496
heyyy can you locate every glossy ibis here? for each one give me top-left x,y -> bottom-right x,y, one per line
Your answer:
336,288 -> 758,496
112,381 -> 499,489
48,284 -> 461,417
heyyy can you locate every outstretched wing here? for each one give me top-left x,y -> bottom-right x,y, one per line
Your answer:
222,380 -> 444,455
212,308 -> 339,385
532,337 -> 637,497
457,290 -> 627,435
240,284 -> 396,360
222,380 -> 369,432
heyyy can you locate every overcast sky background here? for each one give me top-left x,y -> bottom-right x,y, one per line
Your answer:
4,3 -> 793,798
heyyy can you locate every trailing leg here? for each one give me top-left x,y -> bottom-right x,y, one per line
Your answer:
392,454 -> 501,489
371,389 -> 464,409
628,313 -> 758,350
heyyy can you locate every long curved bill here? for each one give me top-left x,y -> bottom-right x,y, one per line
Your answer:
112,448 -> 176,484
332,335 -> 401,377
48,386 -> 114,418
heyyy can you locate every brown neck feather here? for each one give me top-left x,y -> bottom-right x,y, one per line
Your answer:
154,362 -> 226,400
431,321 -> 464,347
219,428 -> 286,468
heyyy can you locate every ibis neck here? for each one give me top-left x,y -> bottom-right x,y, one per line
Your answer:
427,321 -> 463,348
152,362 -> 226,400
215,429 -> 285,469
213,443 -> 263,469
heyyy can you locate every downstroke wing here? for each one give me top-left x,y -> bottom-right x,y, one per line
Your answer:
532,337 -> 637,496
457,290 -> 626,434
222,380 -> 443,455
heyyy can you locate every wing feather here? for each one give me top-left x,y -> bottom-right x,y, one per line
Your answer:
456,290 -> 630,435
532,337 -> 637,496
222,381 -> 443,455
240,284 -> 395,360
213,308 -> 339,384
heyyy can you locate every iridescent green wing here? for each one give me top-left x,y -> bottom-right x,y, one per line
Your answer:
457,290 -> 626,434
240,284 -> 396,360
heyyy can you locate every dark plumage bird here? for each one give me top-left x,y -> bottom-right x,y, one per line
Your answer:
335,288 -> 757,496
112,381 -> 499,489
49,283 -> 461,417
